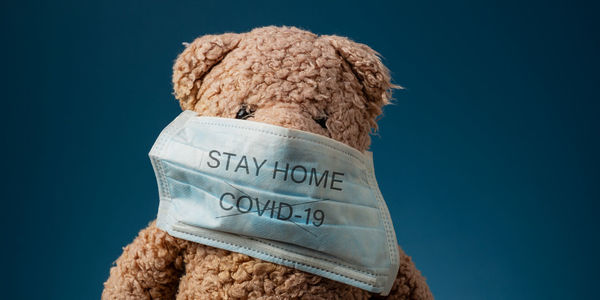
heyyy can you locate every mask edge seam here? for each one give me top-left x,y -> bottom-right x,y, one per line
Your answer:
168,224 -> 387,291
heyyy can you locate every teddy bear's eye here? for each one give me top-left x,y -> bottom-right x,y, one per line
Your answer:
314,116 -> 328,129
236,104 -> 254,120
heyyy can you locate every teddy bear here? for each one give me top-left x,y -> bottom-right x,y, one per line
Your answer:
102,26 -> 433,300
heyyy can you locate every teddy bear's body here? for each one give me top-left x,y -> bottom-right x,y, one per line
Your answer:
103,26 -> 432,300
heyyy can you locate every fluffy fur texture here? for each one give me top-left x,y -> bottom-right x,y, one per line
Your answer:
103,26 -> 433,299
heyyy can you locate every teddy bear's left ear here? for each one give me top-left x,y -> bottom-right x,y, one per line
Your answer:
320,35 -> 399,123
172,33 -> 242,110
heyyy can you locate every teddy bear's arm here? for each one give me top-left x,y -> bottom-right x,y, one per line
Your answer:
102,221 -> 187,300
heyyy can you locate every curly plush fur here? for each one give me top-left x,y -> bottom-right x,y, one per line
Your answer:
103,26 -> 433,300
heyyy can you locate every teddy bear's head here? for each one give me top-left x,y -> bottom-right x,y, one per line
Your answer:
172,26 -> 396,152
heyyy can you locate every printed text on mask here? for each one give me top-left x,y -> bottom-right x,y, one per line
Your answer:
206,150 -> 345,191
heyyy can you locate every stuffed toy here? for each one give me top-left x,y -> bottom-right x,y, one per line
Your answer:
103,26 -> 433,300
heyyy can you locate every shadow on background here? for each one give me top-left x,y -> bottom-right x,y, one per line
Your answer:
1,0 -> 598,299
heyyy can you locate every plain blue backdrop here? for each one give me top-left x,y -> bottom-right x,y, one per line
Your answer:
2,0 -> 598,299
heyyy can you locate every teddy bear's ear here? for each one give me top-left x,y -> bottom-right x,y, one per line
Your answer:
172,33 -> 242,110
320,35 -> 399,122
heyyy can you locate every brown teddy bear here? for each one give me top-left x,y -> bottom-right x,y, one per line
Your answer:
102,26 -> 433,300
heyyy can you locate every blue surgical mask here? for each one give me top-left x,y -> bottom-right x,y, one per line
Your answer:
149,110 -> 400,295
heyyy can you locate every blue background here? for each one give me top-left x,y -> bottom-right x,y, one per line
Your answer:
2,0 -> 598,299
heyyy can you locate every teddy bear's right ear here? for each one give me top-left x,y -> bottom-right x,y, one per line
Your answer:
319,35 -> 400,131
172,33 -> 242,110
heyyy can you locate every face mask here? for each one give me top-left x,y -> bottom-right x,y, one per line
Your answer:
149,110 -> 400,295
